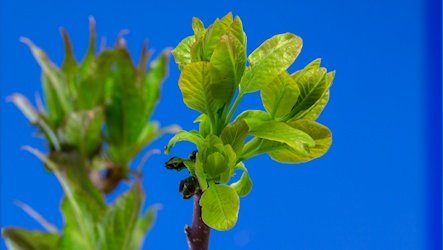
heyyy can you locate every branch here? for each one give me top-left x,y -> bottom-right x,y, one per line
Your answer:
185,191 -> 210,250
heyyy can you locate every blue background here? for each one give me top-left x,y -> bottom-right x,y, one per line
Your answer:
1,0 -> 441,249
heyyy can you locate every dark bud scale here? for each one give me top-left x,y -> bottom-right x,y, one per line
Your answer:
179,176 -> 200,199
165,157 -> 186,171
188,150 -> 198,161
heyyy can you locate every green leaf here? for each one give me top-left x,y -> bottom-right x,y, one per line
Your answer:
219,144 -> 237,183
131,205 -> 160,249
21,38 -> 72,117
230,163 -> 253,197
239,33 -> 302,93
235,110 -> 272,129
200,184 -> 240,231
172,35 -> 195,69
178,61 -> 224,117
201,14 -> 233,60
8,94 -> 61,151
229,16 -> 246,46
144,49 -> 169,117
302,90 -> 330,120
220,119 -> 249,156
165,130 -> 204,154
195,153 -> 208,190
60,189 -> 105,250
261,71 -> 300,119
192,17 -> 205,39
60,28 -> 78,98
286,61 -> 335,120
100,182 -> 144,250
250,120 -> 315,155
210,16 -> 246,90
76,50 -> 115,110
104,49 -> 137,147
261,120 -> 332,163
205,152 -> 228,178
3,228 -> 60,250
194,114 -> 211,138
80,17 -> 97,72
61,108 -> 104,157
105,48 -> 160,165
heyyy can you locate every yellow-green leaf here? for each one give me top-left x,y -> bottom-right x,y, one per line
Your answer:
200,184 -> 239,231
240,33 -> 302,93
250,120 -> 315,155
261,71 -> 299,119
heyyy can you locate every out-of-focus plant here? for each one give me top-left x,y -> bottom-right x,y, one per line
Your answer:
2,18 -> 178,250
166,13 -> 335,249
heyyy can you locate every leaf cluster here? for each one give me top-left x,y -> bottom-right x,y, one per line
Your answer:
167,13 -> 335,231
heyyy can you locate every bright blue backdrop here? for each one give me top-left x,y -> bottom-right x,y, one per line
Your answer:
1,0 -> 441,249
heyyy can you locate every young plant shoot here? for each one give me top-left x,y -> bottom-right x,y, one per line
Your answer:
3,19 -> 177,250
166,13 -> 335,249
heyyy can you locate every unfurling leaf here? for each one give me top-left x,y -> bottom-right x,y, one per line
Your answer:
165,130 -> 204,154
230,163 -> 253,197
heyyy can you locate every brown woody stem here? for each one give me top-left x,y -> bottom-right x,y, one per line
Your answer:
185,191 -> 210,250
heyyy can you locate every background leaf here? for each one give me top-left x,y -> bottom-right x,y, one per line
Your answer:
3,228 -> 60,250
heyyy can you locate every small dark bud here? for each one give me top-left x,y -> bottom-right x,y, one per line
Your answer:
179,176 -> 200,199
165,157 -> 186,171
189,150 -> 198,161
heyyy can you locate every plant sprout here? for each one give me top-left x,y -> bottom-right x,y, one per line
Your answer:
3,18 -> 178,250
166,12 -> 335,249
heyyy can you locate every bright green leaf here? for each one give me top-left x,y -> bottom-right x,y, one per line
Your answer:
165,130 -> 204,154
195,152 -> 208,190
209,31 -> 246,105
192,17 -> 205,39
230,163 -> 253,197
240,33 -> 302,93
205,152 -> 228,178
172,35 -> 195,69
194,114 -> 211,138
286,62 -> 335,120
261,71 -> 300,119
235,110 -> 272,129
302,90 -> 330,120
220,119 -> 249,156
200,184 -> 239,231
261,120 -> 332,163
201,16 -> 233,60
178,61 -> 224,117
250,120 -> 315,155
